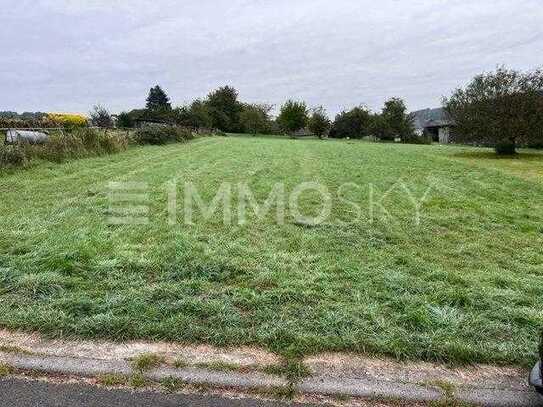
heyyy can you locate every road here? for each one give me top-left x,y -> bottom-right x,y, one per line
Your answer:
0,378 -> 310,407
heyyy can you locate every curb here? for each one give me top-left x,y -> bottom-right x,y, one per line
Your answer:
1,351 -> 541,406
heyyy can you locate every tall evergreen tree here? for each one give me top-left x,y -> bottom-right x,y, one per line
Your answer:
146,85 -> 171,111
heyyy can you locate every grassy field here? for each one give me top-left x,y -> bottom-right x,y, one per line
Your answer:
1,135 -> 542,367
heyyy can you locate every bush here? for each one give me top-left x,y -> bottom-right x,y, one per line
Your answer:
89,105 -> 114,128
33,133 -> 86,162
173,127 -> 194,143
174,100 -> 213,129
402,131 -> 432,145
134,125 -> 194,145
0,144 -> 29,168
98,131 -> 130,154
26,129 -> 129,163
134,126 -> 171,145
47,113 -> 88,129
329,106 -> 372,139
116,112 -> 134,128
1,128 -> 130,169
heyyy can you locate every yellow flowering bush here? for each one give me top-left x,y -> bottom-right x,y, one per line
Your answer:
47,113 -> 88,128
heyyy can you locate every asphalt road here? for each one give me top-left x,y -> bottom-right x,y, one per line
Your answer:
0,378 -> 310,407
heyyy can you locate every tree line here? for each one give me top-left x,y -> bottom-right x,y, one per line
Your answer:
4,66 -> 542,155
113,85 -> 418,142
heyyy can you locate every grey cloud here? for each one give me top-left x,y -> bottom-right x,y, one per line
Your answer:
1,0 -> 542,115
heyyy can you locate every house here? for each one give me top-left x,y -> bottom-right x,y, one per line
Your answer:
410,107 -> 454,144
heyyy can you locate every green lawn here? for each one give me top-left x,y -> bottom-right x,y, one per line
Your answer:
1,136 -> 542,367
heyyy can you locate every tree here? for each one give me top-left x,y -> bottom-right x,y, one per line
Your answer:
329,106 -> 372,139
146,85 -> 171,111
240,103 -> 272,135
175,99 -> 213,129
116,112 -> 134,128
369,113 -> 389,140
277,100 -> 308,136
89,105 -> 114,128
308,106 -> 331,139
205,86 -> 243,132
444,67 -> 543,154
378,97 -> 415,141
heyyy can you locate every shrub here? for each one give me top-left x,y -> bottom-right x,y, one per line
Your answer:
134,125 -> 194,145
31,129 -> 129,163
1,128 -> 129,168
47,113 -> 88,129
329,106 -> 372,139
174,100 -> 213,129
116,112 -> 134,128
402,132 -> 432,145
33,133 -> 86,162
134,126 -> 171,145
0,117 -> 53,129
173,127 -> 194,143
0,144 -> 29,168
78,128 -> 102,152
100,132 -> 129,153
89,105 -> 114,128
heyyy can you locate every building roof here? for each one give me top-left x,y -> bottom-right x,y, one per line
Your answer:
410,107 -> 453,130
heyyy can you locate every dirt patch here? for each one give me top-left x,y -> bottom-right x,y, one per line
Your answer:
305,353 -> 529,391
0,329 -> 280,368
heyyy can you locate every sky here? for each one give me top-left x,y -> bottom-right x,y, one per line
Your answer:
1,0 -> 542,115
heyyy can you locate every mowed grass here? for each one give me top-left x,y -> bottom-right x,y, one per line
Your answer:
1,136 -> 543,367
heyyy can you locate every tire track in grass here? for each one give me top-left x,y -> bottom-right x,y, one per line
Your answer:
38,139 -> 224,224
0,139 -> 224,232
109,139 -> 225,183
4,138 -> 221,206
0,138 -> 221,225
8,138 -> 218,194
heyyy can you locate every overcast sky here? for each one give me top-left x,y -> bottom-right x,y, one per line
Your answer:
1,0 -> 542,115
